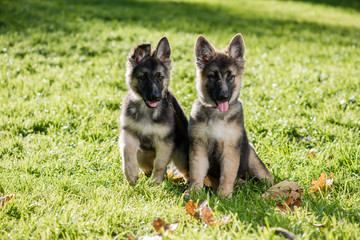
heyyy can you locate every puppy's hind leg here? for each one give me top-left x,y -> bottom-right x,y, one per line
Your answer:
120,129 -> 140,185
248,144 -> 274,185
171,147 -> 189,181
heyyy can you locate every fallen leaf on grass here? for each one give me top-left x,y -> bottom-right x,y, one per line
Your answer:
263,181 -> 303,213
185,200 -> 232,226
309,148 -> 317,158
133,218 -> 179,240
153,218 -> 179,235
185,200 -> 200,220
200,206 -> 216,225
166,172 -> 184,184
262,180 -> 303,200
276,197 -> 302,212
153,218 -> 166,232
0,194 -> 15,207
310,172 -> 335,193
141,172 -> 152,178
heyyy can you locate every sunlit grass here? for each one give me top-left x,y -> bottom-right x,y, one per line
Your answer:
0,0 -> 359,239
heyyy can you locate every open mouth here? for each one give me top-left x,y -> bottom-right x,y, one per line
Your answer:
216,100 -> 229,112
146,100 -> 159,108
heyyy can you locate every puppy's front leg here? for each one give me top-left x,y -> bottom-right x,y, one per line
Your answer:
189,140 -> 209,193
119,129 -> 140,185
218,145 -> 240,198
152,141 -> 174,184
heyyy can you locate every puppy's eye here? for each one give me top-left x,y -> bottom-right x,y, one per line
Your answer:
155,72 -> 164,82
139,72 -> 149,80
208,75 -> 216,80
227,75 -> 235,82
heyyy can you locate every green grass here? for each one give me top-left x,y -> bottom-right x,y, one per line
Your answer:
0,0 -> 359,239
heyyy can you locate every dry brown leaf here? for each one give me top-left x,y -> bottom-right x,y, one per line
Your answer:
152,218 -> 179,235
276,201 -> 287,212
185,200 -> 232,226
153,218 -> 166,232
276,197 -> 302,213
201,206 -> 216,225
185,200 -> 200,220
135,218 -> 179,240
310,172 -> 335,193
167,172 -> 184,184
141,172 -> 152,178
309,148 -> 317,158
0,194 -> 15,207
262,181 -> 303,200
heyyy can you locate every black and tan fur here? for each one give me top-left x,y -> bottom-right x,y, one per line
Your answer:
188,34 -> 273,198
119,37 -> 189,185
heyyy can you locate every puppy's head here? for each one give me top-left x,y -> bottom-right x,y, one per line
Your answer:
126,37 -> 172,108
195,34 -> 245,112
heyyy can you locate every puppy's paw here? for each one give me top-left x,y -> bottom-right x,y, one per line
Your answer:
127,176 -> 138,186
218,188 -> 233,199
183,189 -> 190,199
184,185 -> 201,199
151,176 -> 164,185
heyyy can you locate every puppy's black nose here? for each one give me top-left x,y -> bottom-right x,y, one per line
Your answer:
218,92 -> 229,101
150,93 -> 161,101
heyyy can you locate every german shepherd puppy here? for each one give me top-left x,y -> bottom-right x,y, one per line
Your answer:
188,34 -> 274,198
119,37 -> 189,185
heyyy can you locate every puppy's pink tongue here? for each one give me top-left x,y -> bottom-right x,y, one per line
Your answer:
148,101 -> 159,108
217,101 -> 229,112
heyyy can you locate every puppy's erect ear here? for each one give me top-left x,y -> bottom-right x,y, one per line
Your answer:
195,35 -> 216,67
228,33 -> 245,63
129,43 -> 151,65
154,37 -> 171,63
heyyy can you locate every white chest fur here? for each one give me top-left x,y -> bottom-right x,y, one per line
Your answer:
121,114 -> 171,138
207,119 -> 241,142
191,117 -> 242,144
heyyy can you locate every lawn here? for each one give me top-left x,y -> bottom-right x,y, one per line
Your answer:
0,0 -> 359,239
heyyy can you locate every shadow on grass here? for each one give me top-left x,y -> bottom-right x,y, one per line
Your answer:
0,0 -> 357,46
171,178 -> 360,233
